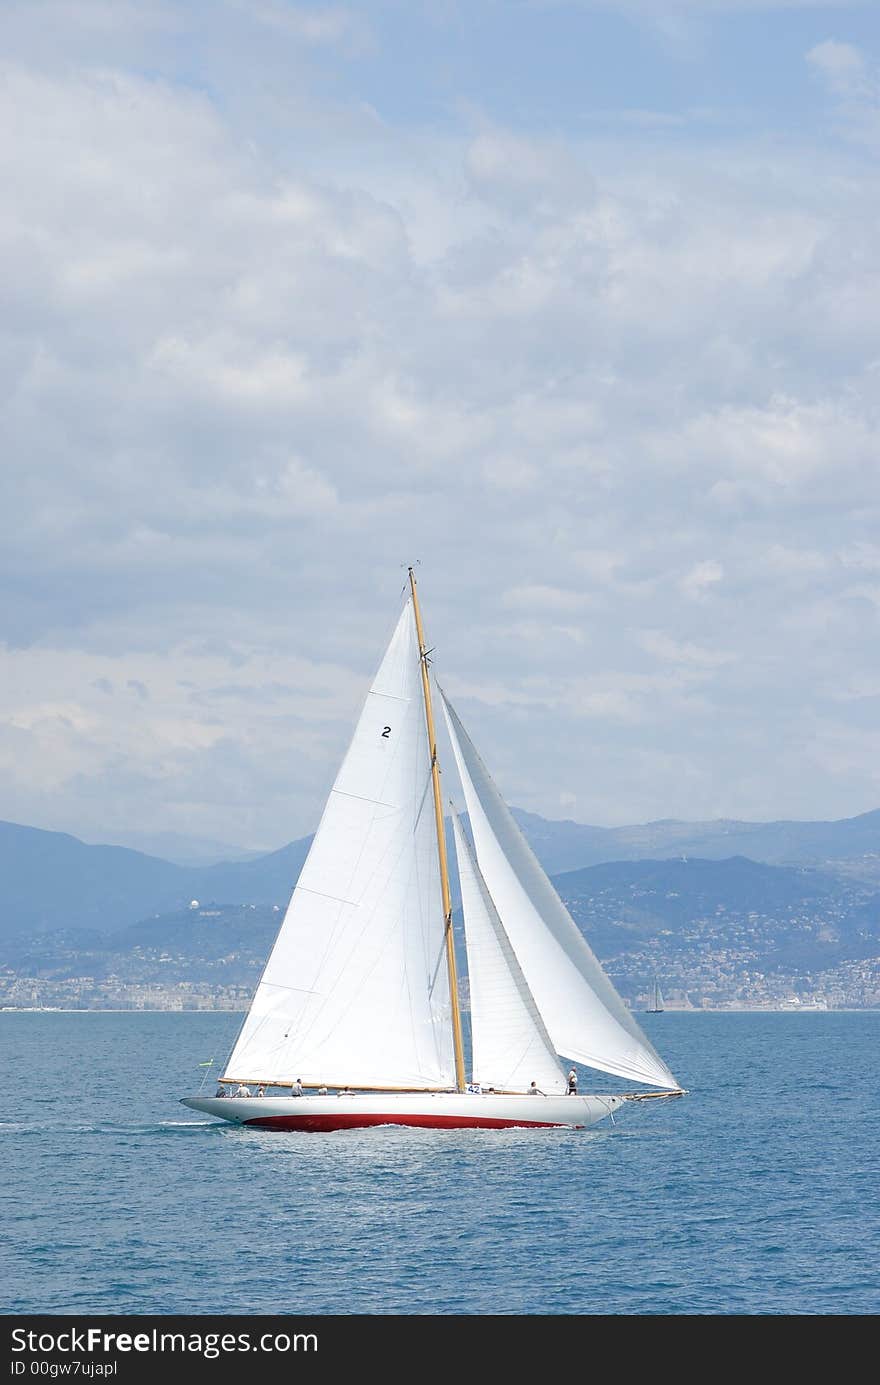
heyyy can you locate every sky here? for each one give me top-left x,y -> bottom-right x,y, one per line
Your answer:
1,0 -> 879,854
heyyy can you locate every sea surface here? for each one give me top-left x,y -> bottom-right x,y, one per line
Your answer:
2,1010 -> 878,1316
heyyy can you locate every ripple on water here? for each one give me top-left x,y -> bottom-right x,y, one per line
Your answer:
4,1010 -> 879,1314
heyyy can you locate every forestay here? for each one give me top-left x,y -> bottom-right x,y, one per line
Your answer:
440,690 -> 679,1091
224,602 -> 455,1090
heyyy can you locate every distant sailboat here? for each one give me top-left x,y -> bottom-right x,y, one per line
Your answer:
182,572 -> 684,1132
646,979 -> 665,1014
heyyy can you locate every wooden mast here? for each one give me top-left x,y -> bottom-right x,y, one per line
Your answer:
409,566 -> 466,1093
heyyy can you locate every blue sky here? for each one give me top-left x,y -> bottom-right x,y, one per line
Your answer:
1,0 -> 879,853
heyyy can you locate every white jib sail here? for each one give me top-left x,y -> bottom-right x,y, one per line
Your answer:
440,690 -> 679,1091
224,601 -> 455,1090
452,811 -> 566,1095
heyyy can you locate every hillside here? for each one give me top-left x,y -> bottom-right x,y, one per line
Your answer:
0,821 -> 313,939
3,801 -> 880,942
554,855 -> 877,967
4,853 -> 878,1012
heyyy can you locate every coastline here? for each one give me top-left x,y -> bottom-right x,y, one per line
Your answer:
3,1005 -> 878,1014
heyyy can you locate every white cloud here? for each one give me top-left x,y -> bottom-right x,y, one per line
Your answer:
839,541 -> 880,572
689,396 -> 878,505
566,1 -> 865,13
680,561 -> 724,599
503,585 -> 594,613
465,129 -> 596,217
1,7 -> 879,838
0,641 -> 366,844
759,545 -> 829,579
807,39 -> 880,147
843,583 -> 880,612
571,549 -> 625,584
807,40 -> 867,93
241,3 -> 370,49
637,631 -> 735,667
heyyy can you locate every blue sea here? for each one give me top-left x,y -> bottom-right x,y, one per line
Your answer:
3,1010 -> 878,1316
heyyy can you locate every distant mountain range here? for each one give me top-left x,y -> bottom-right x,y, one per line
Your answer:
2,805 -> 880,942
77,829 -> 266,867
0,821 -> 313,939
510,806 -> 880,875
7,853 -> 877,1004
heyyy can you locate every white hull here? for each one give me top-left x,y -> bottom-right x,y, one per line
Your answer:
181,1091 -> 626,1132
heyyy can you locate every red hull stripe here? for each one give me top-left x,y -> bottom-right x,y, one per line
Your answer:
244,1113 -> 584,1132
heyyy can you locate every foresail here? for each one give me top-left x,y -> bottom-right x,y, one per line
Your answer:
451,812 -> 565,1095
224,601 -> 455,1090
440,690 -> 679,1091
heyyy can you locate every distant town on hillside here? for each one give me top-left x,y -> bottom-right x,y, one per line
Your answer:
2,808 -> 879,1012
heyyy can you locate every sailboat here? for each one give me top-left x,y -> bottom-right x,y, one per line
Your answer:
646,979 -> 665,1014
181,572 -> 684,1132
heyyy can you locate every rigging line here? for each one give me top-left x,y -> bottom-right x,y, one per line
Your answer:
367,690 -> 409,704
502,1033 -> 563,1091
410,567 -> 464,1091
412,763 -> 434,832
399,559 -> 419,600
331,788 -> 400,809
225,981 -> 323,1071
249,982 -> 322,996
427,933 -> 448,998
295,885 -> 363,908
411,769 -> 457,1076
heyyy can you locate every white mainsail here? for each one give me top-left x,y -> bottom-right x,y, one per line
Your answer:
451,812 -> 566,1095
440,689 -> 679,1091
224,601 -> 455,1090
